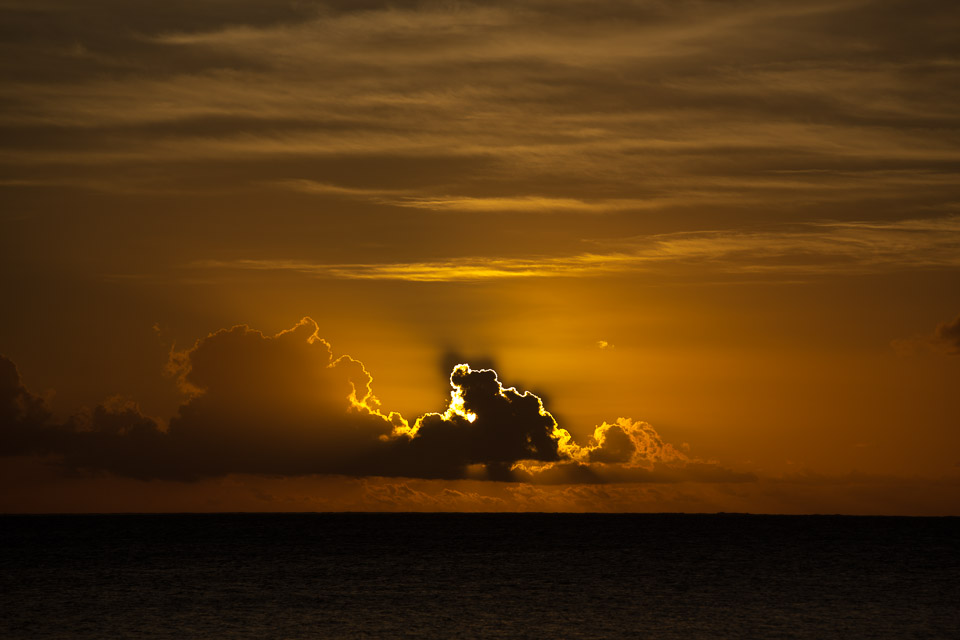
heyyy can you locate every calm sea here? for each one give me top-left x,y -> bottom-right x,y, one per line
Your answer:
2,513 -> 958,639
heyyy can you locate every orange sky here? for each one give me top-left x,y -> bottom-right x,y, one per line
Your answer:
2,0 -> 959,514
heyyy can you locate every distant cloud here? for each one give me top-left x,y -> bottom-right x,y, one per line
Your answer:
360,481 -> 507,511
193,255 -> 631,281
894,312 -> 960,355
597,340 -> 614,350
270,179 -> 665,213
0,355 -> 51,438
0,318 -> 748,484
269,179 -> 408,198
389,196 -> 652,214
193,214 -> 960,282
3,0 -> 958,219
933,313 -> 960,355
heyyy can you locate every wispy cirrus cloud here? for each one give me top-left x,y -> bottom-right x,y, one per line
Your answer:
3,0 -> 959,219
193,214 -> 960,282
193,255 -> 634,282
273,180 -> 662,213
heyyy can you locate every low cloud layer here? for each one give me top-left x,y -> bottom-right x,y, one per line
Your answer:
0,318 -> 749,484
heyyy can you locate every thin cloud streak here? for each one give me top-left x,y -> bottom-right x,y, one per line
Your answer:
269,172 -> 960,215
195,215 -> 960,281
194,255 -> 634,282
271,180 -> 651,212
2,0 -> 958,219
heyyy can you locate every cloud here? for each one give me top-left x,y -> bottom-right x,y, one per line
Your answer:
893,311 -> 960,355
3,0 -> 959,222
933,313 -> 960,355
0,355 -> 49,426
191,255 -> 634,281
384,364 -> 575,481
269,180 -> 660,214
193,214 -> 960,281
360,481 -> 507,511
388,196 -> 652,214
0,355 -> 53,454
0,318 -> 748,484
0,319 -> 400,480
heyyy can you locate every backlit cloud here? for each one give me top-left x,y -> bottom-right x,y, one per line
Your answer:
0,318 -> 748,484
3,0 -> 957,515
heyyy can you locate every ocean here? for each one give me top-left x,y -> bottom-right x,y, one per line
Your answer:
2,513 -> 958,638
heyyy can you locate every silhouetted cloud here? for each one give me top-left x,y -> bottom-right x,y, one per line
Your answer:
893,311 -> 960,355
0,318 -> 750,484
0,355 -> 53,455
933,313 -> 960,355
0,320 -> 399,480
0,356 -> 47,424
387,364 -> 568,481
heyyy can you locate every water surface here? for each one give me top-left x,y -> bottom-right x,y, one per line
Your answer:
2,513 -> 958,638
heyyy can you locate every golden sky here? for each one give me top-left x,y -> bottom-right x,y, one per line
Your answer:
2,0 -> 959,514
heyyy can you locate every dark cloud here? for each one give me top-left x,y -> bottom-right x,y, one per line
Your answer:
585,422 -> 636,464
933,313 -> 960,355
0,320 -> 398,480
386,365 -> 566,481
895,312 -> 960,355
0,355 -> 49,429
0,354 -> 53,455
0,318 -> 749,484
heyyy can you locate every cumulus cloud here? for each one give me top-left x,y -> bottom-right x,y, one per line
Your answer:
0,318 -> 749,484
0,319 -> 399,480
388,364 -> 568,481
0,355 -> 50,431
0,355 -> 53,456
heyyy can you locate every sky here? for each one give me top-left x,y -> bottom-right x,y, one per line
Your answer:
1,0 -> 959,514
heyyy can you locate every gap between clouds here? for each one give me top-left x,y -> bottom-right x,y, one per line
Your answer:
0,317 -> 750,485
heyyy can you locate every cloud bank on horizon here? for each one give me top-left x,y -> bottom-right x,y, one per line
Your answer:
0,317 -> 750,485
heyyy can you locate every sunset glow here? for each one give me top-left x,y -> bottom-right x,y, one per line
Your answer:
2,0 -> 959,515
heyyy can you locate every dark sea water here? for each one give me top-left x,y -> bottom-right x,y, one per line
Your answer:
1,513 -> 958,639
